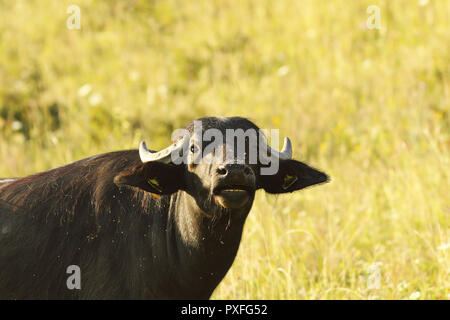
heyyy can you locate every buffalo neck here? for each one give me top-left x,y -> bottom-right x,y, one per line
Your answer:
155,190 -> 249,298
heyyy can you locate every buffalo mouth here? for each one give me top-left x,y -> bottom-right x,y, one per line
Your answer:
213,185 -> 251,209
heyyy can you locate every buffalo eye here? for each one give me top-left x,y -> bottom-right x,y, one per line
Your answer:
190,144 -> 199,153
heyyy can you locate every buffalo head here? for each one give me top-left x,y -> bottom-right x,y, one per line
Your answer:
114,117 -> 328,218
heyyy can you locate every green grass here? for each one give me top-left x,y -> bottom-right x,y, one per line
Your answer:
0,0 -> 448,299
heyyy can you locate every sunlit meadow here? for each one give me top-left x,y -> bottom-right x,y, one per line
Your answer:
0,0 -> 448,299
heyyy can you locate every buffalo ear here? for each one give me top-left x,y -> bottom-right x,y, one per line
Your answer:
258,159 -> 329,194
114,162 -> 185,195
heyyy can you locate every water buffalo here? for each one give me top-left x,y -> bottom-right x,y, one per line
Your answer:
0,116 -> 328,299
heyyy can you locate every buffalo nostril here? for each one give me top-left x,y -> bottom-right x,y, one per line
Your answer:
217,166 -> 227,175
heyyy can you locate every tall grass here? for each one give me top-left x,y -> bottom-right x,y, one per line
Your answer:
0,0 -> 448,299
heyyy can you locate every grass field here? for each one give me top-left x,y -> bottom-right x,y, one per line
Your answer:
0,0 -> 448,299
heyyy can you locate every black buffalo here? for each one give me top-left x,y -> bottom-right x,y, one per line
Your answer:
0,117 -> 328,299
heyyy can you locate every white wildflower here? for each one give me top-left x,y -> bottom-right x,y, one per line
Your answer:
437,243 -> 450,251
409,291 -> 421,300
11,121 -> 23,131
277,65 -> 290,77
78,84 -> 92,97
89,93 -> 103,106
